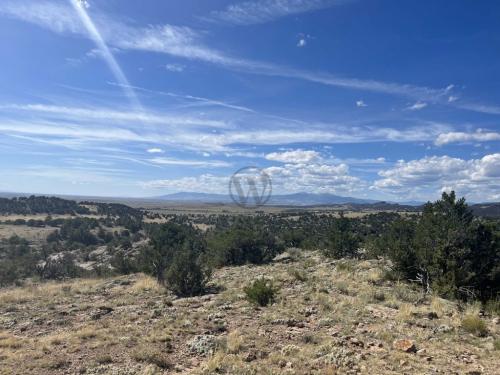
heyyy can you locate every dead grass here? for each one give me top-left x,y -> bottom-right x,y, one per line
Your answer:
0,333 -> 24,349
132,346 -> 171,369
130,274 -> 163,294
1,251 -> 499,374
461,314 -> 488,337
0,278 -> 101,304
225,330 -> 244,354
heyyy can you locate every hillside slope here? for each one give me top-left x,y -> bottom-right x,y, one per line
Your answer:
0,252 -> 498,374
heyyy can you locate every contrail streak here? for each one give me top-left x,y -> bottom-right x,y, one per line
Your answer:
69,0 -> 143,112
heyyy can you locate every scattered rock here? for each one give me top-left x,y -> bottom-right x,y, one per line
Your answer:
90,306 -> 113,320
393,339 -> 417,353
427,312 -> 439,320
273,252 -> 293,263
434,324 -> 452,334
302,306 -> 318,317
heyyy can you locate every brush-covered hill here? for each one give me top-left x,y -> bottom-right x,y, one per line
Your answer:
0,251 -> 498,374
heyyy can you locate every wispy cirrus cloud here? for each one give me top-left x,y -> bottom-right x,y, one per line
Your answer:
207,0 -> 351,25
147,148 -> 164,154
149,157 -> 231,168
406,101 -> 428,111
1,104 -> 229,128
0,0 -> 459,103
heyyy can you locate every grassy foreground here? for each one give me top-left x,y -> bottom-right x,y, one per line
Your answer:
0,251 -> 498,374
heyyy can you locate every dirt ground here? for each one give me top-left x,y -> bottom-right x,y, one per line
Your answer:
0,251 -> 498,374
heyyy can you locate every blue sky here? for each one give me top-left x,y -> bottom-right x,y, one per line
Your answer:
0,0 -> 499,202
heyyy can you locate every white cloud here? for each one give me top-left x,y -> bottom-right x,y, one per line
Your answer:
266,149 -> 321,163
149,157 -> 231,168
453,102 -> 500,115
147,148 -> 164,154
435,130 -> 500,146
207,0 -> 350,25
407,101 -> 428,111
263,162 -> 363,194
0,1 -> 455,103
356,100 -> 367,107
141,174 -> 229,193
373,153 -> 500,201
2,104 -> 228,128
165,63 -> 185,72
297,38 -> 306,47
142,160 -> 363,195
77,0 -> 90,9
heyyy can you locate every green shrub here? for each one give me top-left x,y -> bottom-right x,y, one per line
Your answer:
165,247 -> 211,297
244,278 -> 277,307
461,315 -> 488,337
322,214 -> 360,259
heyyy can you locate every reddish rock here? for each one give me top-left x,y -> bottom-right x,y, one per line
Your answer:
393,339 -> 417,353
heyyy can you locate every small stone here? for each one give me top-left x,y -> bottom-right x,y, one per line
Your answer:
90,306 -> 113,320
393,339 -> 417,353
427,312 -> 439,320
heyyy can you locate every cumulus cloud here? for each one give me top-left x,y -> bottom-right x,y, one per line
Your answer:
435,130 -> 500,146
265,149 -> 321,163
142,174 -> 229,193
373,153 -> 500,201
263,162 -> 364,194
142,160 -> 363,195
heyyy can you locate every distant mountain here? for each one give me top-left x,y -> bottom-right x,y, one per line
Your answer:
471,203 -> 500,218
156,192 -> 233,203
156,192 -> 378,206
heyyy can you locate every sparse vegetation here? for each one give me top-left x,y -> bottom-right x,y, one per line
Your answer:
0,193 -> 499,373
461,314 -> 488,337
244,278 -> 277,306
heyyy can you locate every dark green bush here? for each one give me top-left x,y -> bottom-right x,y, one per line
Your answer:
165,247 -> 211,297
244,278 -> 277,306
322,214 -> 360,259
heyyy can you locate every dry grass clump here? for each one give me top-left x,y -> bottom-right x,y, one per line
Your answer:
130,274 -> 163,294
225,330 -> 244,354
0,333 -> 24,349
132,346 -> 171,369
0,279 -> 101,304
461,315 -> 488,337
397,303 -> 414,322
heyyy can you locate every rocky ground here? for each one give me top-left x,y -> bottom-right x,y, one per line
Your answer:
0,251 -> 498,374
